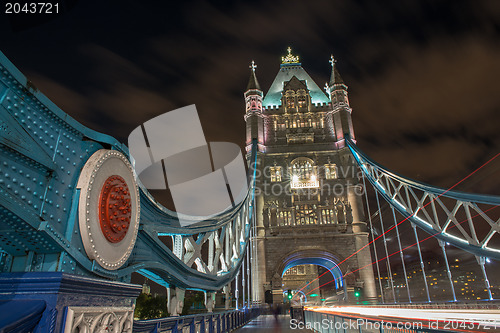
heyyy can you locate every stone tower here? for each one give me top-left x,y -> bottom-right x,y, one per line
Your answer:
244,49 -> 377,304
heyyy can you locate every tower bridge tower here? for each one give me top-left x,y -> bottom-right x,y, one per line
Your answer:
245,49 -> 376,304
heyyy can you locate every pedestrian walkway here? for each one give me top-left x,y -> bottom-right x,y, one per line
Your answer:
234,315 -> 314,332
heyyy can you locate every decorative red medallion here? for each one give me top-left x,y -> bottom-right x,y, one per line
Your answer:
99,175 -> 132,243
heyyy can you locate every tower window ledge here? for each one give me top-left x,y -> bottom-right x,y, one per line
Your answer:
286,133 -> 314,144
290,179 -> 319,189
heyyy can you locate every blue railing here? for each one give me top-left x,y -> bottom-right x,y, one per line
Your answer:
133,307 -> 261,333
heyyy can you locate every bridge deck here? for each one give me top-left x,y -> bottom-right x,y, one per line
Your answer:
234,315 -> 313,332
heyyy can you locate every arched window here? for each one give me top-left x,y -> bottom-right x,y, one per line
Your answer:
270,166 -> 282,182
297,89 -> 308,109
290,157 -> 318,188
325,163 -> 337,179
297,95 -> 307,107
285,91 -> 295,109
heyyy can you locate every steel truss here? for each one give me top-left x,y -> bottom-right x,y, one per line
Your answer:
347,139 -> 500,261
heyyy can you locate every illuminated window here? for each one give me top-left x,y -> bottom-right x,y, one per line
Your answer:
290,158 -> 318,189
295,204 -> 317,225
292,159 -> 312,180
270,166 -> 282,182
324,164 -> 337,179
284,266 -> 306,276
297,95 -> 307,108
287,96 -> 295,108
277,210 -> 292,226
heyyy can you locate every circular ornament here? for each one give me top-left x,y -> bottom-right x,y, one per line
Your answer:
77,150 -> 140,270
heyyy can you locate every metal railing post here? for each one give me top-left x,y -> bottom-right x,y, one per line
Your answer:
363,177 -> 385,304
391,207 -> 412,303
411,223 -> 431,303
235,270 -> 240,310
438,240 -> 457,302
246,242 -> 250,308
375,191 -> 396,303
242,252 -> 246,309
477,256 -> 493,300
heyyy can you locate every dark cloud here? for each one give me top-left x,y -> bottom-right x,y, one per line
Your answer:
2,0 -> 498,201
351,36 -> 500,192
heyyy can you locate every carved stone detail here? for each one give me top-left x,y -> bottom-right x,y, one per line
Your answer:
63,306 -> 134,333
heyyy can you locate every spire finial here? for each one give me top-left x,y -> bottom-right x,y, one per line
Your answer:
250,60 -> 257,72
329,54 -> 336,68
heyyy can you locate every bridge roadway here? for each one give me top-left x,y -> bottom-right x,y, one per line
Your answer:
234,315 -> 313,332
307,306 -> 500,332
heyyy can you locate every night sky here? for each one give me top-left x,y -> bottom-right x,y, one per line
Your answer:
1,0 -> 499,292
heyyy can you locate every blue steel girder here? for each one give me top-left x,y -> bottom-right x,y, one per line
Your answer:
346,138 -> 500,260
0,50 -> 256,292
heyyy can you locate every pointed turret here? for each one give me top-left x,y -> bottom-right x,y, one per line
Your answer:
327,55 -> 349,106
329,56 -> 344,86
244,61 -> 264,151
247,61 -> 261,91
328,55 -> 346,89
325,55 -> 355,144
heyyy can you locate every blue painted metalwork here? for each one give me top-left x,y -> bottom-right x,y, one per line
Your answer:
0,272 -> 141,333
346,138 -> 500,260
0,299 -> 46,333
0,50 -> 257,292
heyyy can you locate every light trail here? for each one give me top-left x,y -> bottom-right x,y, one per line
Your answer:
292,152 -> 500,301
307,306 -> 500,332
